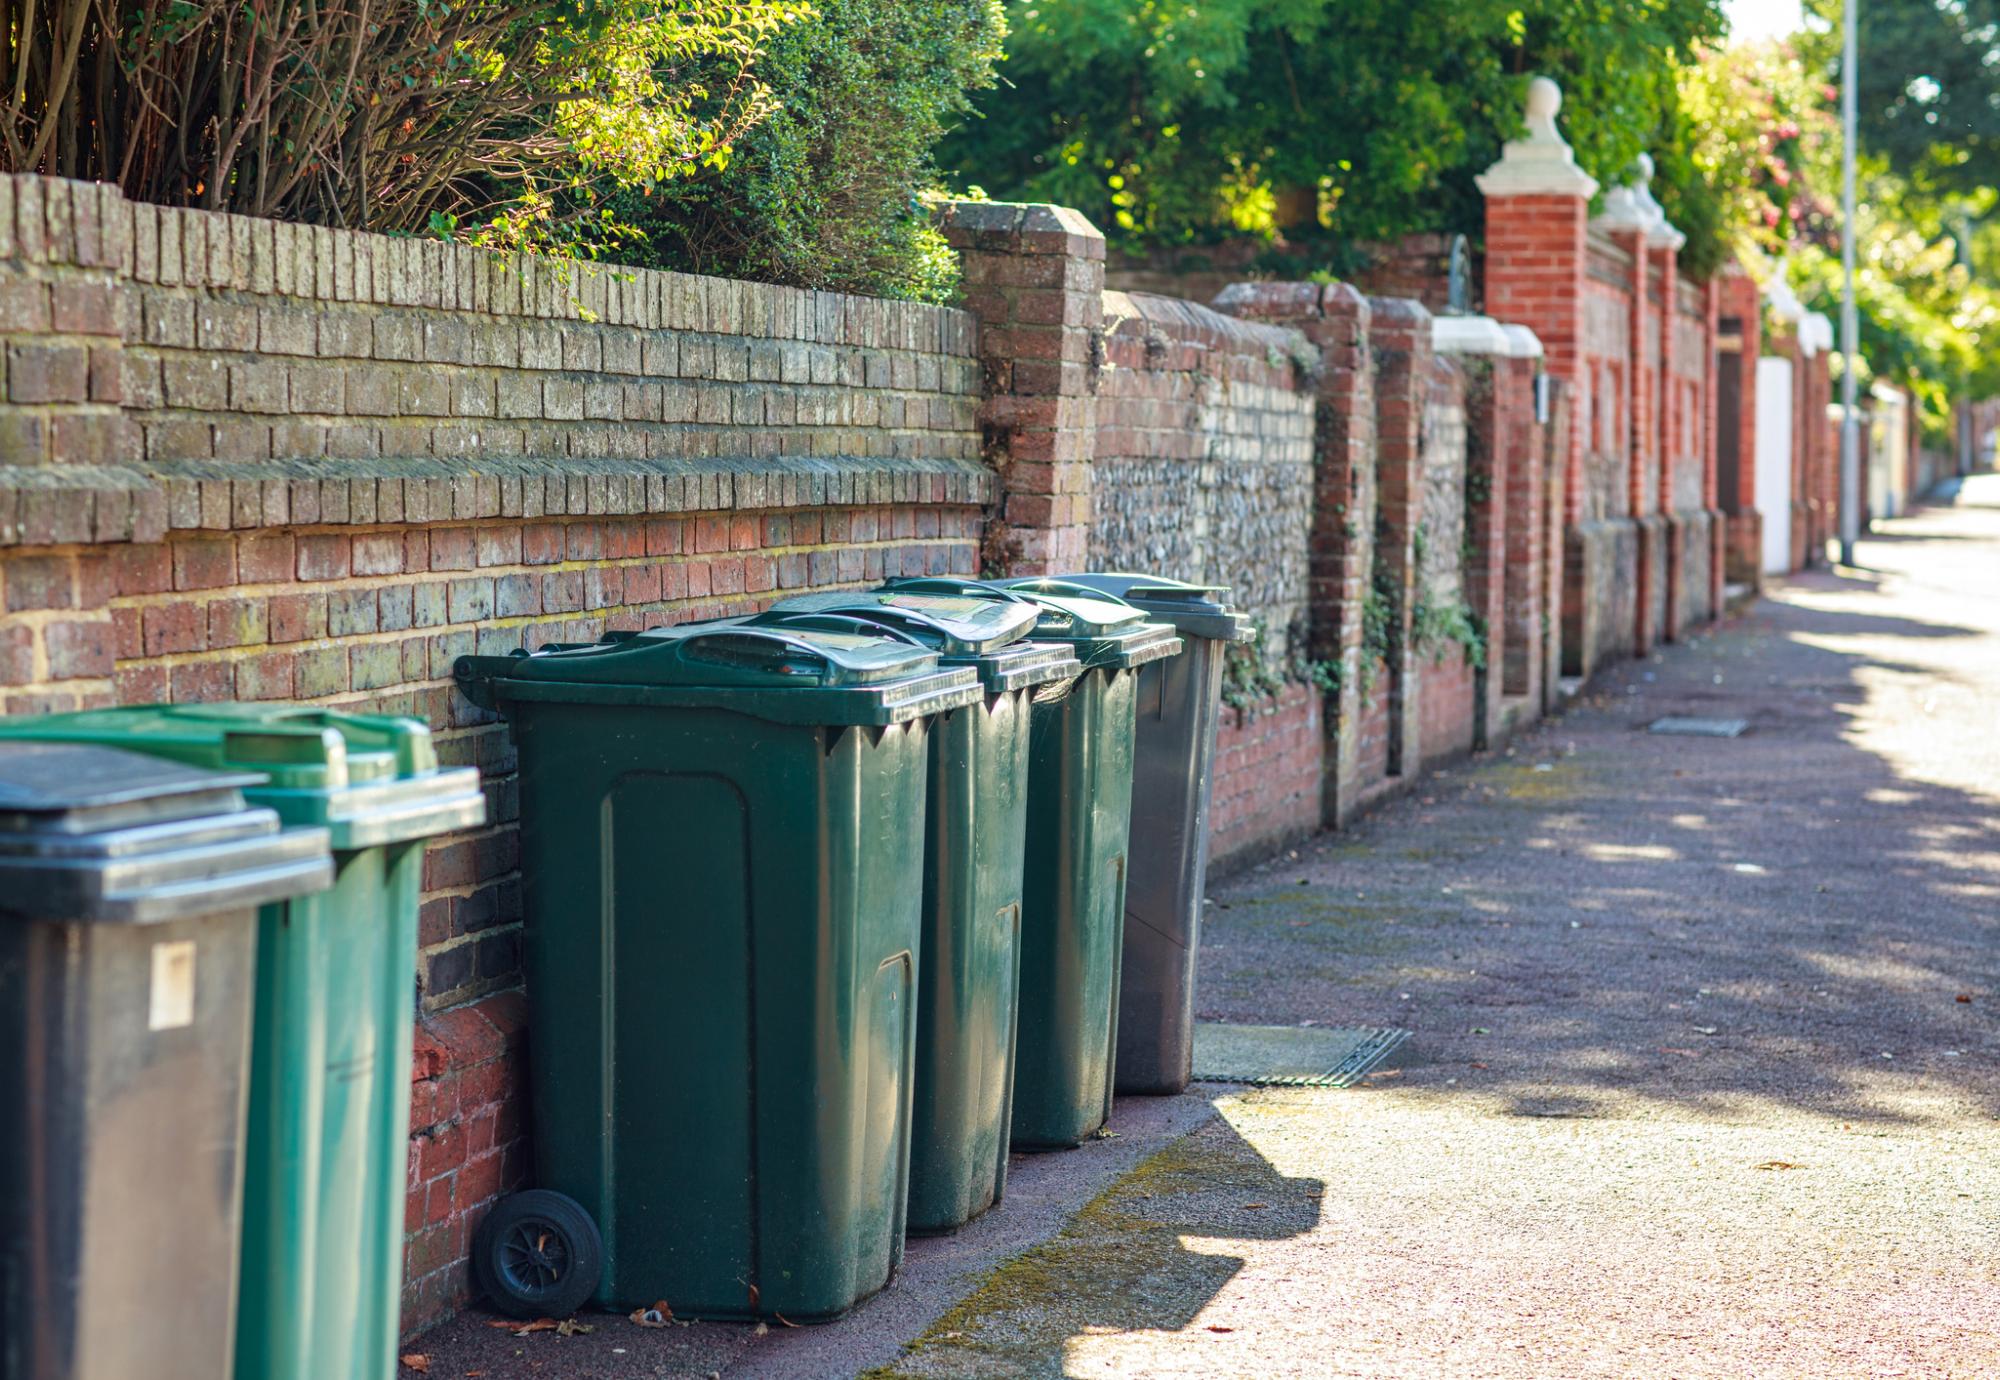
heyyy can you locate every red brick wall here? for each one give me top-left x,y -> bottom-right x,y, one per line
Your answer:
0,173 -> 992,1341
1416,642 -> 1477,768
1209,684 -> 1323,865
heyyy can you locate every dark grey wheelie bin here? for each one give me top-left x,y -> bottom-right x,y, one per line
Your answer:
1000,575 -> 1253,1095
882,578 -> 1182,1148
0,742 -> 333,1380
752,591 -> 1082,1232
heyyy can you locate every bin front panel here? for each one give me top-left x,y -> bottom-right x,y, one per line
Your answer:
907,691 -> 1033,1233
510,700 -> 925,1320
235,838 -> 424,1380
1010,667 -> 1140,1148
0,909 -> 257,1380
1115,635 -> 1230,1094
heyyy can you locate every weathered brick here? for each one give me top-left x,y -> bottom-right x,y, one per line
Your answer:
296,534 -> 350,581
236,651 -> 296,700
8,342 -> 89,403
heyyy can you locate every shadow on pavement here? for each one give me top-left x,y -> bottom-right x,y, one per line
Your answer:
1196,498 -> 2000,1132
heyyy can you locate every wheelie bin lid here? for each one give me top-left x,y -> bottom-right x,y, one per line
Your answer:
0,741 -> 334,926
878,577 -> 1183,672
0,705 -> 486,852
754,591 -> 1082,693
455,623 -> 983,727
1018,574 -> 1257,644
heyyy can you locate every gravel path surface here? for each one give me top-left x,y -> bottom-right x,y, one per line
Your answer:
411,480 -> 2000,1378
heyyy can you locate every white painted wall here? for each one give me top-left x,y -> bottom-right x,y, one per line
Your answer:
1755,357 -> 1795,574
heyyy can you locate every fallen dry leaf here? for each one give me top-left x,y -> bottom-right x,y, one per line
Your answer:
774,1314 -> 801,1329
1957,994 -> 1973,1003
399,1357 -> 429,1375
555,1319 -> 593,1337
1241,1202 -> 1267,1210
629,1301 -> 675,1328
1206,1325 -> 1237,1334
486,1318 -> 560,1337
1756,1161 -> 1802,1171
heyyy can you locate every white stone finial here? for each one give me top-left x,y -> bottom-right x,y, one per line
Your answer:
1476,76 -> 1600,199
1525,76 -> 1563,133
1764,259 -> 1807,330
1591,152 -> 1684,250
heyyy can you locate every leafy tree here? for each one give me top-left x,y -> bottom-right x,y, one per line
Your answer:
1654,40 -> 1839,277
939,0 -> 1723,260
1801,0 -> 2000,202
613,0 -> 1006,300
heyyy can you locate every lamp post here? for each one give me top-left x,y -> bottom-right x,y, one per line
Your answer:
1838,0 -> 1861,566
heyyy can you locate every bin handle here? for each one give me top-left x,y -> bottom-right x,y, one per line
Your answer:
674,629 -> 835,678
1001,577 -> 1142,608
758,612 -> 930,648
881,576 -> 1038,608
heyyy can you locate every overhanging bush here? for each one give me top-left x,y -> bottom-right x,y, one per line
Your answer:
0,0 -> 801,236
610,0 -> 1005,302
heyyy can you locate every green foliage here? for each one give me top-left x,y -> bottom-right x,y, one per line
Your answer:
1,0 -> 805,240
1666,32 -> 2000,433
940,0 -> 1723,254
1410,598 -> 1487,669
1653,41 -> 1839,278
1799,0 -> 2000,205
1220,618 -> 1342,716
611,0 -> 1006,299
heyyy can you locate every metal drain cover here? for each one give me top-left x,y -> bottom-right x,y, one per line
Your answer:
1647,716 -> 1748,738
1192,1023 -> 1411,1087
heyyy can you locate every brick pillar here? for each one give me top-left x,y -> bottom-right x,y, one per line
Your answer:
1495,335 -> 1546,719
1657,241 -> 1685,641
1717,268 -> 1761,588
1434,313 -> 1545,745
1801,316 -> 1834,561
1369,297 -> 1432,781
1613,225 -> 1654,653
938,201 -> 1104,575
1479,80 -> 1597,688
1541,378 -> 1571,709
1215,281 -> 1373,825
1479,80 -> 1598,536
1704,277 -> 1727,619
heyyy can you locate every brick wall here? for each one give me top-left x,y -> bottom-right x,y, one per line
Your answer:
1091,290 -> 1317,657
1415,356 -> 1476,767
1208,684 -> 1323,864
0,173 -> 992,1337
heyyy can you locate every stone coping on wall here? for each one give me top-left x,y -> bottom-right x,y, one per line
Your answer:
1,174 -> 975,348
1103,288 -> 1318,368
0,453 -> 994,547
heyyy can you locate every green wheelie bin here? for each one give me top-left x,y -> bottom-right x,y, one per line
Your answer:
454,624 -> 981,1320
0,741 -> 334,1380
0,705 -> 486,1380
1005,576 -> 1254,1095
753,591 -> 1083,1232
882,579 -> 1181,1148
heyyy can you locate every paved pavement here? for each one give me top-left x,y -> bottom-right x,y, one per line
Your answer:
411,478 -> 2000,1378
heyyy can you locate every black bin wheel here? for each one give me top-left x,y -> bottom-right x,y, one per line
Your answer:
472,1189 -> 604,1319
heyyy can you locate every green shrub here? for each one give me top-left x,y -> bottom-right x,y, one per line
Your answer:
1,0 -> 802,238
613,0 -> 1006,301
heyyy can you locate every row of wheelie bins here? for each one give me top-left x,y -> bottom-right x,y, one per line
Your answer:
0,571 -> 1246,1379
0,708 -> 485,1380
446,572 -> 1251,1322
